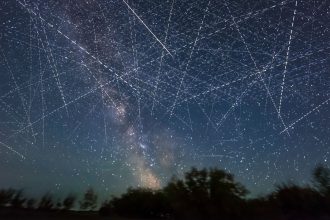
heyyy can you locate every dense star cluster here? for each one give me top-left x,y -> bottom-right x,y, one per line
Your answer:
0,0 -> 329,198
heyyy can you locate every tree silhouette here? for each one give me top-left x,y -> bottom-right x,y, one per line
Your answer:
80,187 -> 98,211
10,189 -> 26,208
101,168 -> 249,219
107,188 -> 170,218
99,199 -> 112,216
185,168 -> 209,205
313,164 -> 330,196
273,183 -> 322,215
163,177 -> 189,218
0,165 -> 330,219
62,193 -> 76,210
55,199 -> 62,210
0,188 -> 15,207
209,168 -> 248,199
208,168 -> 248,219
164,167 -> 248,219
38,193 -> 54,210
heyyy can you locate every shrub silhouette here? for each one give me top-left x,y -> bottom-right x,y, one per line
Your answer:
38,193 -> 54,210
313,164 -> 330,196
164,167 -> 248,219
313,164 -> 330,214
10,189 -> 26,208
273,183 -> 323,215
62,193 -> 76,210
99,199 -> 112,216
0,188 -> 15,207
102,167 -> 249,219
162,177 -> 189,218
245,197 -> 279,220
0,165 -> 330,220
105,188 -> 170,218
55,198 -> 62,210
80,187 -> 98,211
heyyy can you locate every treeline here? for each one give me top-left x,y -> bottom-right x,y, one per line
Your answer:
0,187 -> 97,211
1,165 -> 330,220
100,165 -> 330,220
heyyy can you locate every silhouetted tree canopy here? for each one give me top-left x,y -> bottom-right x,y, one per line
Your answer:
313,164 -> 330,196
100,167 -> 249,219
10,189 -> 26,208
62,193 -> 76,210
0,188 -> 15,207
80,187 -> 98,211
38,193 -> 54,210
106,188 -> 169,218
0,165 -> 330,220
163,167 -> 248,219
273,183 -> 323,214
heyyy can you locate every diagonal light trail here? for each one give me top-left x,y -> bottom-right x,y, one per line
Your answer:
280,96 -> 330,134
279,0 -> 298,114
224,1 -> 290,136
122,0 -> 173,58
0,141 -> 25,160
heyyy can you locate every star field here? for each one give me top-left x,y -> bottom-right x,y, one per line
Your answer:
0,0 -> 329,198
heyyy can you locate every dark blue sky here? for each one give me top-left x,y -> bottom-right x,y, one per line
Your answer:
0,0 -> 329,199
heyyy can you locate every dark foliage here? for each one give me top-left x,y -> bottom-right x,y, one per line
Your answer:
55,199 -> 62,210
99,166 -> 330,220
80,187 -> 98,211
103,188 -> 170,218
99,167 -> 248,219
62,194 -> 76,210
313,164 -> 330,196
273,183 -> 324,214
163,167 -> 248,219
38,193 -> 54,211
0,165 -> 330,220
10,190 -> 26,208
0,188 -> 15,206
99,200 -> 111,217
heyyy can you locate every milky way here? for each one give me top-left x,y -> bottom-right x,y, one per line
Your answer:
0,0 -> 329,197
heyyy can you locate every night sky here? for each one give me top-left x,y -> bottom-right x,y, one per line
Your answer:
0,0 -> 329,199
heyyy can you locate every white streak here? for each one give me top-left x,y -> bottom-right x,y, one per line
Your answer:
122,0 -> 173,57
279,0 -> 297,114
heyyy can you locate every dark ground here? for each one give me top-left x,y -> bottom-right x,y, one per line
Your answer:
1,208 -> 330,220
0,208 -> 156,220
